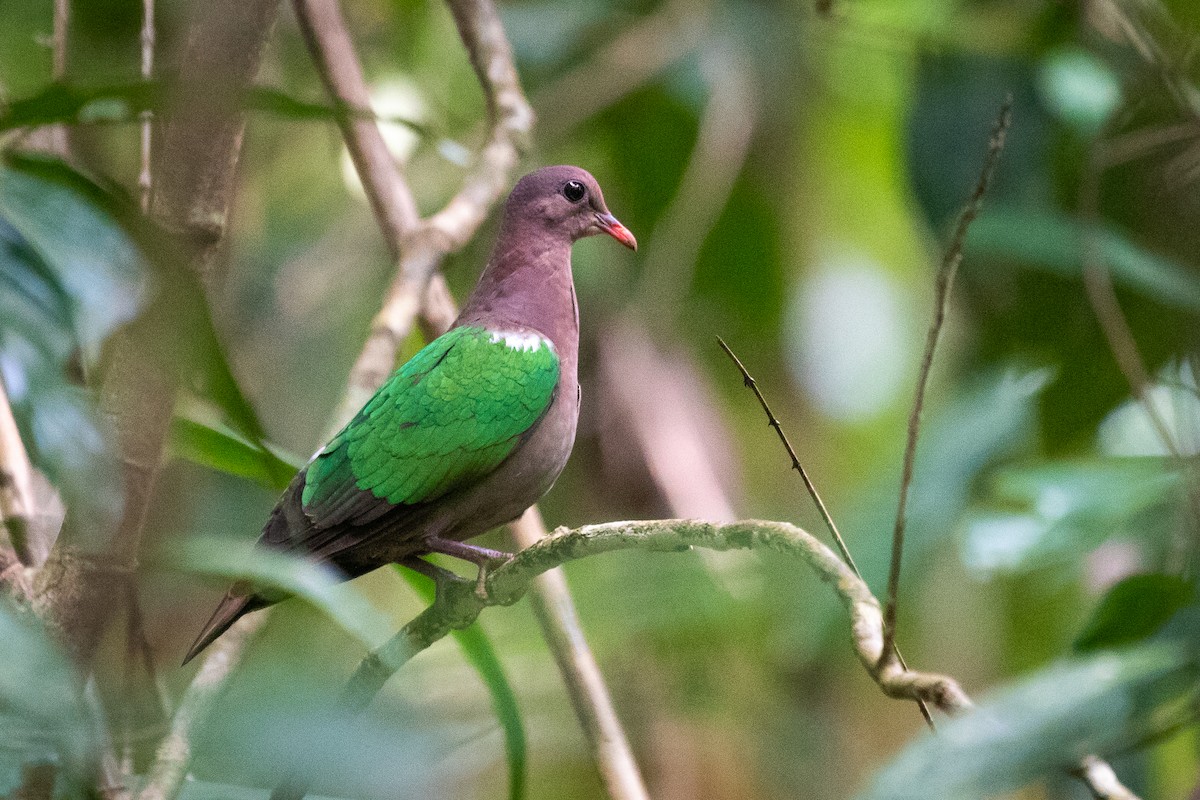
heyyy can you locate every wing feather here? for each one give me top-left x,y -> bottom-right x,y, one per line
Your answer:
297,325 -> 559,543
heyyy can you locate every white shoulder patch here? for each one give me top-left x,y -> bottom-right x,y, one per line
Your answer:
489,330 -> 554,353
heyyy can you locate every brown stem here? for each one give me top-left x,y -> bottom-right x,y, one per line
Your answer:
1080,132 -> 1200,576
509,508 -> 651,800
138,0 -> 155,213
0,376 -> 37,600
881,95 -> 1012,662
291,0 -> 420,249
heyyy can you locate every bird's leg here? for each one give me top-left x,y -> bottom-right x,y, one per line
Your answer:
398,556 -> 459,586
397,556 -> 471,608
421,536 -> 512,598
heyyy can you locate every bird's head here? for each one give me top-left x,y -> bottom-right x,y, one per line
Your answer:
504,165 -> 637,251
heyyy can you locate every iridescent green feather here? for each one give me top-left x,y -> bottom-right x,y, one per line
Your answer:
302,326 -> 559,513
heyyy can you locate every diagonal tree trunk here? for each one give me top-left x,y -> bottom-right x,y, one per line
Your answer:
34,0 -> 283,669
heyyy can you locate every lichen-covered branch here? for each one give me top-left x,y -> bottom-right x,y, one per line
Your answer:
508,508 -> 650,800
337,517 -> 1136,800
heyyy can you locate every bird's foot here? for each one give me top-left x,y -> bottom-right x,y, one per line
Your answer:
422,536 -> 512,600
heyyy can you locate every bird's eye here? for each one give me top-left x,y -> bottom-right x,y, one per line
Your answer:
562,180 -> 586,203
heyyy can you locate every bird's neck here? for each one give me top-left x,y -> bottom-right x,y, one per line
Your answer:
456,221 -> 580,367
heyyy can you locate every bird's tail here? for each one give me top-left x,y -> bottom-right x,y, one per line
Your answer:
182,585 -> 267,665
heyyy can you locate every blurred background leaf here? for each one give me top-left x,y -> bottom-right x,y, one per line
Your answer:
858,645 -> 1200,800
0,599 -> 95,796
1075,573 -> 1196,652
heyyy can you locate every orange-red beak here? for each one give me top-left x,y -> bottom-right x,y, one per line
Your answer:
594,212 -> 638,251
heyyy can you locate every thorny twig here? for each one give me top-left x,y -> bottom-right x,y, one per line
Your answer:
881,95 -> 1012,662
715,336 -> 934,729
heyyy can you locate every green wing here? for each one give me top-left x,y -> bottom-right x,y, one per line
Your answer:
300,325 -> 559,528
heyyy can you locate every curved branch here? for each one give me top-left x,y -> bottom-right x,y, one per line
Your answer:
347,519 -> 958,711
338,517 -> 1135,800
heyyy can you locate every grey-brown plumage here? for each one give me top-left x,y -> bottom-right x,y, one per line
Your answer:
184,166 -> 635,664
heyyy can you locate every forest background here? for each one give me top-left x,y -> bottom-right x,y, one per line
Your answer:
1,0 -> 1199,798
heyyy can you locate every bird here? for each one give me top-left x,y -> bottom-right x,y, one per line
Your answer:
183,166 -> 636,664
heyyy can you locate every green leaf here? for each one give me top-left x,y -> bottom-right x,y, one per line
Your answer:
399,567 -> 526,800
3,153 -> 273,463
967,208 -> 1200,314
963,457 -> 1181,574
0,81 -> 427,136
169,397 -> 301,492
174,537 -> 392,650
0,83 -> 155,133
1075,574 -> 1196,652
858,645 -> 1200,800
0,599 -> 95,796
0,158 -> 146,536
0,157 -> 148,352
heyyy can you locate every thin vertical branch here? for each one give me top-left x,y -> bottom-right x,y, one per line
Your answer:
138,0 -> 155,213
135,615 -> 266,800
716,337 -> 934,729
286,4 -> 647,798
51,0 -> 69,80
0,377 -> 37,601
508,508 -> 652,800
880,96 -> 1011,663
23,0 -> 71,157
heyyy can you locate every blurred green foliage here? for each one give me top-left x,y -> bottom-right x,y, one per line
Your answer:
2,0 -> 1200,798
